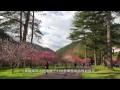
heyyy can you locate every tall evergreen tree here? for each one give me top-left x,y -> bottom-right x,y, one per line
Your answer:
0,11 -> 43,43
31,11 -> 34,44
69,11 -> 120,68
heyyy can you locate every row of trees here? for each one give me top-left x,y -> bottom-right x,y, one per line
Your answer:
0,39 -> 59,73
0,38 -> 91,73
69,11 -> 120,69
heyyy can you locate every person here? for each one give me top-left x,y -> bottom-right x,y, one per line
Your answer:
45,61 -> 49,74
74,62 -> 77,68
83,63 -> 85,68
45,61 -> 49,69
89,62 -> 91,67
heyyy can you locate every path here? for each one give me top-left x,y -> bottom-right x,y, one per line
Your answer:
32,72 -> 82,79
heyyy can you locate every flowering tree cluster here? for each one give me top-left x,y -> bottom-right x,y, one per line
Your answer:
60,55 -> 91,68
32,50 -> 59,66
62,55 -> 91,64
0,39 -> 59,69
0,39 -> 35,68
113,60 -> 120,64
72,56 -> 91,66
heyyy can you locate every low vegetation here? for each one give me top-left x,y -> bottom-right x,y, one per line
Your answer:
82,65 -> 120,79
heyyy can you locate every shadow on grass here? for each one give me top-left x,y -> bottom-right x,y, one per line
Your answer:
0,67 -> 11,71
0,76 -> 28,79
0,76 -> 10,79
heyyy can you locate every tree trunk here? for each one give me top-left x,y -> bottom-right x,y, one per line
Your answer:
85,45 -> 87,63
23,61 -> 26,68
17,62 -> 20,68
102,52 -> 104,65
106,12 -> 113,69
23,11 -> 30,42
100,51 -> 103,65
99,51 -> 101,65
94,37 -> 97,65
29,60 -> 32,68
84,33 -> 87,65
21,61 -> 24,68
31,11 -> 34,44
12,63 -> 14,74
20,11 -> 23,42
65,62 -> 67,69
53,63 -> 54,69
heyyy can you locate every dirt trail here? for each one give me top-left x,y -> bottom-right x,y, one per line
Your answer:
32,72 -> 82,79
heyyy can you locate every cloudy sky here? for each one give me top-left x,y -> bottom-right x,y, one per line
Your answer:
31,11 -> 76,51
8,11 -> 120,52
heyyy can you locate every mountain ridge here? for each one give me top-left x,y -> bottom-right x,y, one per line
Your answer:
0,30 -> 54,52
26,42 -> 54,52
56,41 -> 93,58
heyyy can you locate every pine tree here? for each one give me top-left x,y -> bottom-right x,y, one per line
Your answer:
69,11 -> 120,68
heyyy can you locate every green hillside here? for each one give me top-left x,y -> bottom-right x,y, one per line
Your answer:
56,41 -> 93,59
56,41 -> 80,56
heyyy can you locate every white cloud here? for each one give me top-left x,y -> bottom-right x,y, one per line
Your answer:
31,11 -> 76,51
6,11 -> 75,51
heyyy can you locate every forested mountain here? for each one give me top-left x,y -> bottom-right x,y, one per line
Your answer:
56,41 -> 93,59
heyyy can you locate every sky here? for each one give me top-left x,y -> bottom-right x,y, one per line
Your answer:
9,11 -> 120,52
30,11 -> 76,51
33,11 -> 120,52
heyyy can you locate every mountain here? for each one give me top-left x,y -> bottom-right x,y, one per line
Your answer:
0,30 -> 54,52
56,41 -> 93,58
26,42 -> 54,52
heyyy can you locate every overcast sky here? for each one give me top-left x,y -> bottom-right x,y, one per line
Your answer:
11,11 -> 120,52
28,11 -> 120,52
30,11 -> 76,51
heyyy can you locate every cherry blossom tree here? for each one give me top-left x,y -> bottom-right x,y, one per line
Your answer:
0,39 -> 18,73
32,50 -> 59,68
15,42 -> 35,68
0,39 -> 36,73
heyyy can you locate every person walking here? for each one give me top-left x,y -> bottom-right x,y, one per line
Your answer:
74,62 -> 77,68
45,61 -> 49,74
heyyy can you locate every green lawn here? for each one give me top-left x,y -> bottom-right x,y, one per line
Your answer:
82,65 -> 120,79
2,65 -> 119,79
0,66 -> 79,79
0,67 -> 45,79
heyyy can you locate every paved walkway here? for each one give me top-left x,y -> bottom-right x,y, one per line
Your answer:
32,72 -> 82,79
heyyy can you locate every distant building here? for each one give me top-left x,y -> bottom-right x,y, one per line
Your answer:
112,47 -> 120,53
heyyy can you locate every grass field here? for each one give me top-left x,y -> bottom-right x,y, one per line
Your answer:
1,65 -> 120,79
0,66 -> 79,79
0,67 -> 45,79
82,65 -> 120,79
